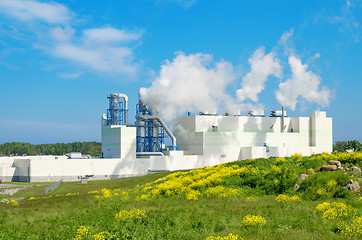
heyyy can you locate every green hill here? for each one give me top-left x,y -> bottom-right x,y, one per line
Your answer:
0,152 -> 361,239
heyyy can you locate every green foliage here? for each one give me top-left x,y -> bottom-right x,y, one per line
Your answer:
333,141 -> 348,152
333,188 -> 352,199
273,166 -> 299,194
298,171 -> 350,200
0,141 -> 101,156
333,140 -> 362,152
346,140 -> 362,152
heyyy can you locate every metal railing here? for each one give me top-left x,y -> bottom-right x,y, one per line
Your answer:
45,179 -> 62,194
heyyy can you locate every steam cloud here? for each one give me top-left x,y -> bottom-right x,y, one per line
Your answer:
275,56 -> 330,110
141,33 -> 330,120
236,47 -> 281,102
140,52 -> 235,121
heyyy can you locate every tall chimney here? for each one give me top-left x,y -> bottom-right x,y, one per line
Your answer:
281,106 -> 285,132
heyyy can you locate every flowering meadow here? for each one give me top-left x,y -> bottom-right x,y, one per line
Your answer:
0,152 -> 361,239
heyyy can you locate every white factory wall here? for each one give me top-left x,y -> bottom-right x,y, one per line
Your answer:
0,156 -> 17,181
0,155 -> 150,182
0,111 -> 332,183
174,111 -> 332,161
101,125 -> 137,159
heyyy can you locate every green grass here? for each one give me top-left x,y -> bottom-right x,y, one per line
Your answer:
0,153 -> 361,240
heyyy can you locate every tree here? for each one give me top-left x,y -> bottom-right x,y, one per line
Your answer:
86,145 -> 102,157
346,140 -> 361,152
333,141 -> 348,152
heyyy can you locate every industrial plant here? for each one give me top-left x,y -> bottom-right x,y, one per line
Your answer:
0,92 -> 332,182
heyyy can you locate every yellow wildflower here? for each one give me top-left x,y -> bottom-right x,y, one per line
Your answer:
93,231 -> 109,240
242,215 -> 266,226
206,233 -> 243,239
115,208 -> 146,221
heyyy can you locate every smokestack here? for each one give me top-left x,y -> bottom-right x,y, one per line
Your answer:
281,106 -> 285,132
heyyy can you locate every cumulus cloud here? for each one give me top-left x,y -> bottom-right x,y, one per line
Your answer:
236,47 -> 281,103
49,27 -> 141,75
0,0 -> 142,76
140,52 -> 235,120
0,0 -> 73,24
275,56 -> 330,110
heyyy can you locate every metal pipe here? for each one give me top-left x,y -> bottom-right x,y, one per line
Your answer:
136,152 -> 164,157
110,93 -> 128,125
281,106 -> 285,132
136,115 -> 177,147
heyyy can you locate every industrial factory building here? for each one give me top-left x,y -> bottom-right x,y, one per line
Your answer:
0,92 -> 332,182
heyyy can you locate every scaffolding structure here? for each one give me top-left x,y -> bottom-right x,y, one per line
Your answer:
136,103 -> 165,152
107,95 -> 127,126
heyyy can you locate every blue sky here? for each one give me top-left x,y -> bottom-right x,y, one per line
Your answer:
0,0 -> 361,144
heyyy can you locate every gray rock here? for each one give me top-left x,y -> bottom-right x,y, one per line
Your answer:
337,167 -> 344,171
328,160 -> 341,168
299,174 -> 308,181
345,180 -> 360,191
351,166 -> 361,174
320,165 -> 337,172
345,167 -> 350,171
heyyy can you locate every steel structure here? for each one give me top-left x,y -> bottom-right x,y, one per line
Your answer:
107,94 -> 127,126
136,103 -> 165,152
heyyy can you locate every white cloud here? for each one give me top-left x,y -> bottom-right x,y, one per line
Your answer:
51,28 -> 139,75
50,27 -> 75,42
0,0 -> 142,76
275,56 -> 330,110
314,0 -> 360,42
82,27 -> 142,43
58,71 -> 84,79
155,0 -> 197,8
236,47 -> 281,102
0,0 -> 73,24
140,52 -> 235,120
279,28 -> 294,45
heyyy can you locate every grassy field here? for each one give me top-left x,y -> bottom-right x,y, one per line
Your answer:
0,152 -> 361,240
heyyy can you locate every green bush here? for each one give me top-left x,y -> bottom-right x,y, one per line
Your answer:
333,188 -> 352,199
273,166 -> 298,194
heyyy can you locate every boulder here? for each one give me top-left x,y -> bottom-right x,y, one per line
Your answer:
345,167 -> 350,171
345,180 -> 360,191
299,174 -> 308,181
319,165 -> 337,172
328,160 -> 341,168
351,166 -> 361,174
337,167 -> 344,171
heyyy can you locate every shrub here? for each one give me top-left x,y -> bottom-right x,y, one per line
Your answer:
333,188 -> 352,199
274,166 -> 298,194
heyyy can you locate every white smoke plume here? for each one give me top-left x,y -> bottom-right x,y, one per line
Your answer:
236,47 -> 281,103
140,52 -> 235,121
275,55 -> 330,110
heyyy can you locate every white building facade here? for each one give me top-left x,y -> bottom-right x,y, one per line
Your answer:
0,111 -> 332,182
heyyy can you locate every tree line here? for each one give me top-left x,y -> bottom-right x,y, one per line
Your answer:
333,140 -> 361,152
0,142 -> 101,157
0,140 -> 359,157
